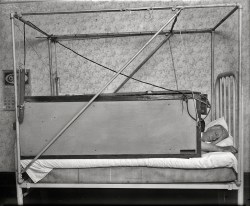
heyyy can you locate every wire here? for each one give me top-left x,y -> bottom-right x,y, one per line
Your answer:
54,42 -> 60,95
55,40 -> 211,119
191,90 -> 198,121
14,23 -> 50,71
168,39 -> 179,90
15,13 -> 205,106
56,40 -> 185,95
202,105 -> 211,120
23,23 -> 26,73
186,100 -> 197,121
14,20 -> 203,104
14,13 -> 213,126
180,30 -> 185,51
15,20 -> 211,122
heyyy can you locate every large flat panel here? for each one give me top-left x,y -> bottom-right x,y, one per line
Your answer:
20,97 -> 200,158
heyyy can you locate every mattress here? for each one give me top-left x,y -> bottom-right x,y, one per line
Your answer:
38,167 -> 237,184
21,152 -> 237,183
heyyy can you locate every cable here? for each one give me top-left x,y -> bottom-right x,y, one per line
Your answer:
202,105 -> 211,120
14,13 -> 213,126
54,42 -> 60,95
191,90 -> 198,121
15,20 -> 211,122
55,40 -> 211,117
56,40 -> 186,95
23,23 -> 26,72
15,21 -> 210,109
186,100 -> 197,121
14,23 -> 50,71
168,15 -> 179,90
168,39 -> 179,90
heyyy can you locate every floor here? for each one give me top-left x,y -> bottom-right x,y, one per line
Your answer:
0,173 -> 249,205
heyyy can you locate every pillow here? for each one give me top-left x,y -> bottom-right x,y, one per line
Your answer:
205,117 -> 233,147
215,135 -> 234,147
205,117 -> 228,132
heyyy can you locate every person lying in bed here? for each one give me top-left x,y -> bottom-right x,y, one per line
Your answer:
201,118 -> 238,154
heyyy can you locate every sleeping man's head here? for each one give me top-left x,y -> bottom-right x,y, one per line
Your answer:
201,125 -> 229,145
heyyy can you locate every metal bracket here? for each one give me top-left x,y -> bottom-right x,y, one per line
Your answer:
227,182 -> 236,190
235,180 -> 241,187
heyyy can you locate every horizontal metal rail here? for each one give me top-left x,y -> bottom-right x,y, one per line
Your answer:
40,29 -> 211,41
216,71 -> 237,81
20,182 -> 239,190
0,0 -> 44,4
20,4 -> 238,16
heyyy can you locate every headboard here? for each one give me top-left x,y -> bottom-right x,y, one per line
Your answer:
215,71 -> 238,146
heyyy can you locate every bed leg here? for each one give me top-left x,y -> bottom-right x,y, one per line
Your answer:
16,184 -> 23,205
237,185 -> 244,205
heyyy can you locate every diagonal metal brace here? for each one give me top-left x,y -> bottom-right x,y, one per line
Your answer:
114,33 -> 172,93
22,8 -> 183,174
114,12 -> 180,93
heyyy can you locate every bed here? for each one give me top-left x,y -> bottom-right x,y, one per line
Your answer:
10,3 -> 244,205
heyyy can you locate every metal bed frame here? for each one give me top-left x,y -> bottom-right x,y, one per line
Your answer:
10,3 -> 244,205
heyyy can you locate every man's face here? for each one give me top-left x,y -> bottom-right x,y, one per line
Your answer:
201,125 -> 225,144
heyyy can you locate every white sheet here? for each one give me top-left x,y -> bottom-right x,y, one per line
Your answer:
21,152 -> 237,183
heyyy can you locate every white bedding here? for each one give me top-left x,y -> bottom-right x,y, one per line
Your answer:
21,152 -> 237,183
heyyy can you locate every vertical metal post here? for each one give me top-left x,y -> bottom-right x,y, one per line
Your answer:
232,76 -> 236,139
219,79 -> 222,118
48,38 -> 54,95
215,79 -> 219,120
228,77 -> 231,134
54,42 -> 59,96
11,13 -> 21,183
211,31 -> 215,120
237,4 -> 244,206
223,78 -> 227,121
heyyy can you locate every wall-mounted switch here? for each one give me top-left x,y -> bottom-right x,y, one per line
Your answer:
3,70 -> 31,111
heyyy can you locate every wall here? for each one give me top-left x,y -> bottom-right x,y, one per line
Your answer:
0,0 -> 249,172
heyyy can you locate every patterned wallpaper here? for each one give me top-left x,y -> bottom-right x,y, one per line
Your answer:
0,0 -> 249,171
